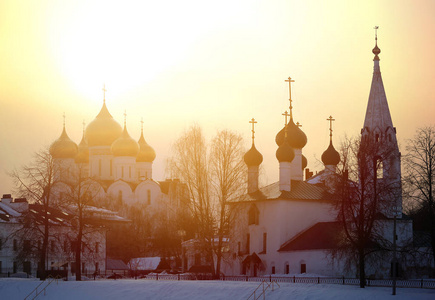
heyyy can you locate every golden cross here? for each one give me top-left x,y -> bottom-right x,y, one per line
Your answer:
285,76 -> 295,119
124,110 -> 127,127
282,111 -> 290,126
140,117 -> 144,133
327,115 -> 335,141
102,84 -> 107,102
249,118 -> 257,143
296,122 -> 302,128
62,112 -> 66,127
82,120 -> 86,134
374,26 -> 379,41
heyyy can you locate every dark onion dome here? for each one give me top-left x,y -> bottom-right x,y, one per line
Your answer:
85,102 -> 123,147
321,141 -> 340,165
49,126 -> 78,159
275,118 -> 307,149
244,144 -> 263,166
111,124 -> 140,157
372,43 -> 381,61
302,154 -> 308,170
75,133 -> 89,164
276,138 -> 295,163
137,131 -> 156,162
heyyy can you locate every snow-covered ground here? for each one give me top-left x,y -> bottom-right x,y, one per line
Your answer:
2,278 -> 435,300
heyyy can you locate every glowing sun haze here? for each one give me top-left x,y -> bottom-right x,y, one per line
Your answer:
1,0 -> 434,193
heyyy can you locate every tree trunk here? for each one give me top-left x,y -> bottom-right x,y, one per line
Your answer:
75,206 -> 83,281
359,249 -> 366,288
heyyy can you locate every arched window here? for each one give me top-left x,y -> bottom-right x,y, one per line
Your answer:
248,204 -> 259,225
147,190 -> 151,205
377,158 -> 383,179
285,262 -> 289,274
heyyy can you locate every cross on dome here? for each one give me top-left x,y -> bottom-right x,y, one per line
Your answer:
249,118 -> 257,144
102,84 -> 107,103
327,115 -> 335,142
285,76 -> 295,119
62,112 -> 66,127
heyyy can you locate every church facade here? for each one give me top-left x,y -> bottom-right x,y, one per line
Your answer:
48,97 -> 187,213
226,37 -> 414,278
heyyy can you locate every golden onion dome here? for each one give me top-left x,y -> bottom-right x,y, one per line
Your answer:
111,124 -> 140,157
137,131 -> 156,162
49,125 -> 78,159
244,144 -> 263,166
85,102 -> 123,147
75,132 -> 89,164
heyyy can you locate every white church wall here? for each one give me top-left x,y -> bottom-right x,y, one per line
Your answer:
135,180 -> 162,208
113,156 -> 137,182
107,181 -> 134,205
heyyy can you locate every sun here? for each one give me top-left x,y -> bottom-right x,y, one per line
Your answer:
52,1 -> 201,102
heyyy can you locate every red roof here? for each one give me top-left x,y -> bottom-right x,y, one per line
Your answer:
278,222 -> 342,251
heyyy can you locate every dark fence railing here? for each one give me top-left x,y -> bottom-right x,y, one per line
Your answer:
140,274 -> 435,289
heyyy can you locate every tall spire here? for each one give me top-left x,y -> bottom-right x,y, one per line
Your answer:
362,26 -> 395,137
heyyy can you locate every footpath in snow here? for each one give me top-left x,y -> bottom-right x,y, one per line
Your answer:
1,278 -> 435,300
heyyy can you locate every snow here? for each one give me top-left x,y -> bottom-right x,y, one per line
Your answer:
1,278 -> 434,300
0,202 -> 21,217
129,257 -> 161,270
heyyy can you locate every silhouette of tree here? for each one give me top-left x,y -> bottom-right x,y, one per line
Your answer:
9,148 -> 56,279
334,136 -> 397,288
403,125 -> 435,274
169,125 -> 245,277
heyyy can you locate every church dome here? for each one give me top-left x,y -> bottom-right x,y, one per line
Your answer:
49,126 -> 78,159
275,118 -> 307,149
111,124 -> 140,157
85,102 -> 123,147
137,131 -> 156,162
75,133 -> 89,164
276,138 -> 295,163
321,141 -> 340,166
302,154 -> 308,170
244,144 -> 263,166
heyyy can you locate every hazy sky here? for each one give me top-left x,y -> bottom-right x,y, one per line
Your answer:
1,0 -> 434,194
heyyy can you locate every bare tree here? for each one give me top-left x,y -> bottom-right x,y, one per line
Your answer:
169,125 -> 246,277
209,129 -> 246,277
170,124 -> 214,273
9,148 -> 56,279
61,166 -> 101,281
334,136 -> 397,287
403,125 -> 435,274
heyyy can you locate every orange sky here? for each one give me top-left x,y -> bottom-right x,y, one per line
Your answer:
1,0 -> 434,194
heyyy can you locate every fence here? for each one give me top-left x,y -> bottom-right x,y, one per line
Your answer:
142,274 -> 435,289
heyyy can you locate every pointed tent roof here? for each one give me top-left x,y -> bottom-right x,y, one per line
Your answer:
362,38 -> 394,135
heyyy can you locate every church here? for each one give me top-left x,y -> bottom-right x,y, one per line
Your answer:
48,92 -> 187,213
225,36 -> 414,278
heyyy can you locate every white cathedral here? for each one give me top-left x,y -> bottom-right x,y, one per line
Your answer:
224,37 -> 415,278
48,94 -> 185,211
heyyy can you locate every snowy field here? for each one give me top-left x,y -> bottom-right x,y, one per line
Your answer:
2,278 -> 435,300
